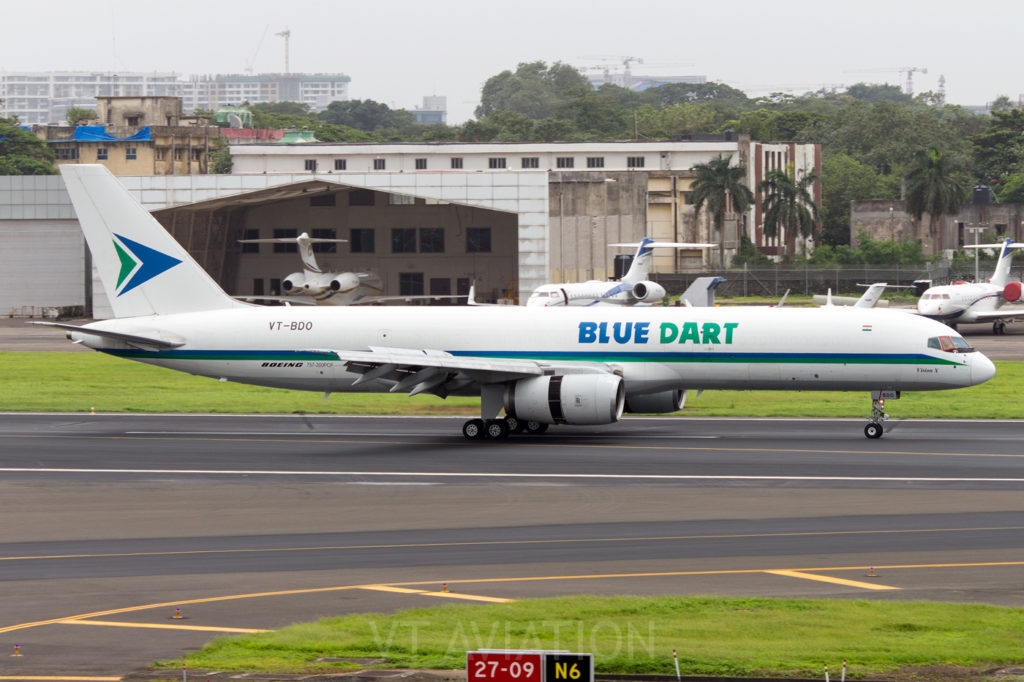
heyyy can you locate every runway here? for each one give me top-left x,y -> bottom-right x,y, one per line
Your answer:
3,414 -> 1024,680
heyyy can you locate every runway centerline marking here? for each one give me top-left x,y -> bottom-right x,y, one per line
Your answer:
765,569 -> 899,591
4,467 -> 1024,484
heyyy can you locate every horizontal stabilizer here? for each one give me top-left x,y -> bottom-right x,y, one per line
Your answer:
28,321 -> 185,350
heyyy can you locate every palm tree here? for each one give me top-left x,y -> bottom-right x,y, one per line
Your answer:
759,164 -> 820,260
904,147 -> 966,252
690,155 -> 754,267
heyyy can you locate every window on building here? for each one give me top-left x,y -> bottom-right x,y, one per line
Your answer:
125,147 -> 137,161
521,157 -> 539,169
270,278 -> 282,296
556,157 -> 574,169
488,157 -> 507,169
627,156 -> 645,168
349,189 -> 375,206
419,228 -> 445,253
415,158 -> 427,170
310,193 -> 336,207
586,157 -> 605,168
173,149 -> 184,160
272,228 -> 298,253
96,148 -> 108,160
373,158 -> 386,170
241,229 -> 260,253
334,159 -> 346,171
126,116 -> 140,126
467,227 -> 491,253
311,228 -> 338,253
350,228 -> 374,253
304,159 -> 317,172
391,228 -> 417,253
399,272 -> 425,296
55,148 -> 78,160
450,157 -> 463,169
389,193 -> 415,205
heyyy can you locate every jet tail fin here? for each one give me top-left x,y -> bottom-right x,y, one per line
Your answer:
61,165 -> 245,318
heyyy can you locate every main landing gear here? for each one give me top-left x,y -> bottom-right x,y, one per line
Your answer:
461,416 -> 549,440
864,391 -> 893,439
994,320 -> 1007,335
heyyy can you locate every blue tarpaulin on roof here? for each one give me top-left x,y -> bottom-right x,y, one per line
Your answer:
71,125 -> 151,142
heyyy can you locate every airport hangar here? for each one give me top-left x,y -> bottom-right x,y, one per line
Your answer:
0,138 -> 819,318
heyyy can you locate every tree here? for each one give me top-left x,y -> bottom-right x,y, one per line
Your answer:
0,120 -> 56,175
819,152 -> 887,246
759,164 -> 820,261
904,147 -> 967,251
64,107 -> 96,125
476,61 -> 590,120
689,155 -> 754,267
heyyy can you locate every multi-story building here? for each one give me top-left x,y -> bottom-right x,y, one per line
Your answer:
2,71 -> 353,124
34,96 -> 224,175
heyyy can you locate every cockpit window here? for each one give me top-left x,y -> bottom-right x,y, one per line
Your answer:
928,335 -> 975,353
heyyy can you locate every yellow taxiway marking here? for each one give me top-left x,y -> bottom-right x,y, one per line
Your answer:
765,569 -> 899,591
61,619 -> 269,633
5,560 -> 1024,635
360,584 -> 512,603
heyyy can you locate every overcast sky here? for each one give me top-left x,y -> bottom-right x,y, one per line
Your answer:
2,0 -> 1020,124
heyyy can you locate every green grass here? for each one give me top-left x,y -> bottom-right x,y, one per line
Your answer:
158,596 -> 1024,680
1,351 -> 1021,418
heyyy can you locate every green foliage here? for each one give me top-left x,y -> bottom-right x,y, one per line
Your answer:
64,106 -> 96,125
996,171 -> 1024,202
476,61 -> 590,120
820,152 -> 890,246
690,155 -> 755,266
904,148 -> 967,246
730,234 -> 774,266
758,164 -> 820,258
0,120 -> 56,174
319,99 -> 415,132
211,146 -> 233,174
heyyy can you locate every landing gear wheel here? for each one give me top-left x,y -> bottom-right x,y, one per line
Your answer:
995,321 -> 1006,335
524,421 -> 549,435
504,415 -> 526,434
864,422 -> 884,439
485,419 -> 510,440
462,418 -> 486,440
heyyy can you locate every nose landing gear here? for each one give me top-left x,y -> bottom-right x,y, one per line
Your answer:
865,390 -> 896,439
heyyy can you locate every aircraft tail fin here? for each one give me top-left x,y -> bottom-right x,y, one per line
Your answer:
989,238 -> 1017,288
61,164 -> 245,318
621,237 -> 656,283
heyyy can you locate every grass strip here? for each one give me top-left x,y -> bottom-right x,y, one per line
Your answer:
160,595 -> 1024,680
1,351 -> 1021,418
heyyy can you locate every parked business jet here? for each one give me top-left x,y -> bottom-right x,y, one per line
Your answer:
38,166 -> 996,440
916,238 -> 1024,333
526,238 -> 714,307
238,233 -> 460,306
814,283 -> 890,309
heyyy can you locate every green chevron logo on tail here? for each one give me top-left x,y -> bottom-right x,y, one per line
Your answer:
112,233 -> 182,296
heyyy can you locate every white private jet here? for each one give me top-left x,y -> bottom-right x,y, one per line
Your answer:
526,238 -> 714,307
37,166 -> 996,440
814,283 -> 890,309
238,233 -> 461,306
916,238 -> 1024,334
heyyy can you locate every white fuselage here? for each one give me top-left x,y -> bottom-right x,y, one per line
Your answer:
75,305 -> 993,396
917,283 -> 1002,323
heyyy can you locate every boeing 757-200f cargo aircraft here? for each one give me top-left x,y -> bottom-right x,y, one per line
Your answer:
37,166 -> 996,440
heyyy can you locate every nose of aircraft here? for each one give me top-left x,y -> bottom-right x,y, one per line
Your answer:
972,351 -> 997,386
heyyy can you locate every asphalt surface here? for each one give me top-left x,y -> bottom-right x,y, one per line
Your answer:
1,317 -> 1023,681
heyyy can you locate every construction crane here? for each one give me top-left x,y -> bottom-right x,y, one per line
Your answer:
579,56 -> 643,89
244,25 -> 270,74
845,66 -> 928,96
275,28 -> 291,74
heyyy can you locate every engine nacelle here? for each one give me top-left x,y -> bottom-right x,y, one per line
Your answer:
624,389 -> 687,414
631,280 -> 667,303
1003,281 -> 1022,303
505,374 -> 625,425
281,272 -> 305,295
330,272 -> 361,293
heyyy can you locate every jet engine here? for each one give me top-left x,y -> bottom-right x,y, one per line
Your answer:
624,389 -> 687,414
504,374 -> 625,425
281,273 -> 305,295
330,272 -> 361,293
1003,281 -> 1022,303
631,281 -> 667,303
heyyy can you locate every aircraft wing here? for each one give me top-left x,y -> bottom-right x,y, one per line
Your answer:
348,294 -> 468,305
311,346 -> 613,397
969,309 -> 1024,323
